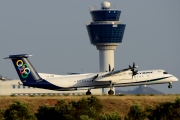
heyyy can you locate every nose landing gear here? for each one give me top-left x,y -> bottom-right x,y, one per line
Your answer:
168,83 -> 172,89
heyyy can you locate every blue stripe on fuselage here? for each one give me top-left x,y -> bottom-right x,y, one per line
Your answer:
23,79 -> 62,90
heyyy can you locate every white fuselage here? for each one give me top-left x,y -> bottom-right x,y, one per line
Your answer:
39,69 -> 178,90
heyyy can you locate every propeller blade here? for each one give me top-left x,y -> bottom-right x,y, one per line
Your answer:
109,64 -> 111,72
133,70 -> 138,75
133,62 -> 135,68
112,68 -> 114,71
132,70 -> 138,77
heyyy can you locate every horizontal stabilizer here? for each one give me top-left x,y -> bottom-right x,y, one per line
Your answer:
4,54 -> 32,59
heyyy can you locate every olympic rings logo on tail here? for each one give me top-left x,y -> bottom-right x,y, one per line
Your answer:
16,60 -> 31,78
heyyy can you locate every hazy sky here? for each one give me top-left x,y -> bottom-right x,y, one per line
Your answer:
0,0 -> 179,94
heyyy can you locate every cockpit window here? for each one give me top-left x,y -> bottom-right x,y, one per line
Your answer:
163,72 -> 168,74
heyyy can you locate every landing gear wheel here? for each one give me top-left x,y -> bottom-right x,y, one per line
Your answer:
108,81 -> 115,95
108,89 -> 114,95
86,89 -> 91,95
168,84 -> 172,89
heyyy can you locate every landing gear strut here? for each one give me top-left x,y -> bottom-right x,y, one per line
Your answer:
108,81 -> 114,95
168,83 -> 172,89
86,89 -> 91,95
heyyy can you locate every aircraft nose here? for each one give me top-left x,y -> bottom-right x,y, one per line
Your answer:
173,76 -> 178,82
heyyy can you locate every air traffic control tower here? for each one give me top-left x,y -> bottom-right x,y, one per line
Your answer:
86,1 -> 126,94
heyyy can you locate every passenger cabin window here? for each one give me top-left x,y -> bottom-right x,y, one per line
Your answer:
163,72 -> 168,74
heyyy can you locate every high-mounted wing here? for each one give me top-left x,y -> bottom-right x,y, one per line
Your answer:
102,68 -> 131,77
102,63 -> 138,77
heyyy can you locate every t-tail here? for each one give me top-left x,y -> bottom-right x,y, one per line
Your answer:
4,54 -> 42,83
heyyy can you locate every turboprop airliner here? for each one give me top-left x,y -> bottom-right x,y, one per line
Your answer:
5,54 -> 178,95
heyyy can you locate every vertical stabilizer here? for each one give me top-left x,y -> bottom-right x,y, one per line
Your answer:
4,54 -> 42,83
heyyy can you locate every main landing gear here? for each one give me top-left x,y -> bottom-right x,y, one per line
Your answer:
108,81 -> 114,95
108,89 -> 114,95
86,89 -> 92,95
168,83 -> 172,89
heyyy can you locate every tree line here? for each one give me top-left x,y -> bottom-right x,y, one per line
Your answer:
0,96 -> 180,120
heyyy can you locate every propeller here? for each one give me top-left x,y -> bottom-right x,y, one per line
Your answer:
129,62 -> 136,69
133,70 -> 138,76
129,62 -> 138,77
